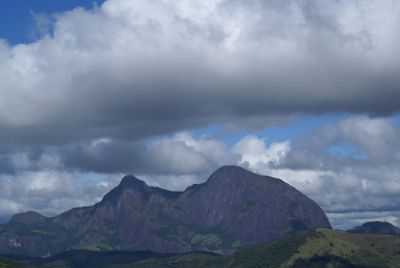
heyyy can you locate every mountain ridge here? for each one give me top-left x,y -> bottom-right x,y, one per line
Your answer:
8,165 -> 298,220
0,166 -> 331,257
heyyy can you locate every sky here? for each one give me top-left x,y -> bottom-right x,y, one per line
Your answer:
0,0 -> 399,230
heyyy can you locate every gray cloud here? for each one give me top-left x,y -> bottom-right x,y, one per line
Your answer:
278,116 -> 400,171
261,116 -> 400,227
0,133 -> 235,219
0,0 -> 400,228
0,0 -> 400,148
0,116 -> 399,229
0,133 -> 236,176
59,134 -> 232,175
0,171 -> 122,218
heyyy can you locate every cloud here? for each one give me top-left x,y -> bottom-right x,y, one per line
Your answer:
265,116 -> 400,227
16,132 -> 234,176
0,132 -> 235,218
1,116 -> 400,229
337,116 -> 400,162
0,0 -> 400,228
0,0 -> 400,148
0,171 -> 121,218
233,135 -> 290,169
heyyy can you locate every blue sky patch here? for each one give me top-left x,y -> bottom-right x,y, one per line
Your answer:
0,0 -> 105,44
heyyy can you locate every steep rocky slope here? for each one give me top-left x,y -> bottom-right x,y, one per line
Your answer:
0,166 -> 330,257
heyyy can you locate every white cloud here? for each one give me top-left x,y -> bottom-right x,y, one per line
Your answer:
0,0 -> 400,143
338,116 -> 399,160
147,132 -> 235,175
233,135 -> 290,169
0,171 -> 120,217
0,199 -> 23,217
2,115 -> 400,229
0,0 -> 399,229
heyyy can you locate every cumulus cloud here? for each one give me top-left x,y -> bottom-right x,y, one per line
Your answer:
0,0 -> 400,228
0,132 -> 235,218
0,132 -> 234,176
0,171 -> 122,218
233,135 -> 290,172
0,116 -> 400,229
256,116 -> 400,228
0,0 -> 400,147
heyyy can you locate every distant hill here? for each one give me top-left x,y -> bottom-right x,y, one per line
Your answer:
3,229 -> 400,268
349,221 -> 400,236
0,166 -> 330,257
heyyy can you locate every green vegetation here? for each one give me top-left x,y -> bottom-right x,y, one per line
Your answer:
190,233 -> 223,249
5,229 -> 400,268
126,253 -> 225,268
126,230 -> 400,268
283,229 -> 390,268
0,259 -> 21,268
228,232 -> 307,268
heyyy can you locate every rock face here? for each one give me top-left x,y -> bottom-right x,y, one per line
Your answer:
349,221 -> 400,235
0,166 -> 331,257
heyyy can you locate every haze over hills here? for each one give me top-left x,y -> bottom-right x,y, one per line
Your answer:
0,166 -> 330,257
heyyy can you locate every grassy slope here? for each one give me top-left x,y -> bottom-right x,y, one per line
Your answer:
120,253 -> 225,268
284,229 -> 400,268
122,233 -> 306,268
122,230 -> 400,268
6,230 -> 400,268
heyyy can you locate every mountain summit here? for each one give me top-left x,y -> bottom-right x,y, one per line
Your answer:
0,166 -> 330,257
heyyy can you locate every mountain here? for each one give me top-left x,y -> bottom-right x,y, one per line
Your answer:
3,229 -> 400,268
0,166 -> 330,257
349,221 -> 400,235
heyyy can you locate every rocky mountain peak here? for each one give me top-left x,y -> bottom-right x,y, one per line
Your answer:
0,166 -> 331,257
205,165 -> 283,190
211,165 -> 250,176
119,175 -> 148,189
208,165 -> 258,183
101,175 -> 149,203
